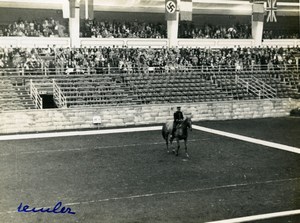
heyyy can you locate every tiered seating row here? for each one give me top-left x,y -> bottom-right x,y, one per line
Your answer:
123,72 -> 234,104
1,69 -> 299,111
202,70 -> 300,100
54,75 -> 141,107
0,78 -> 35,111
207,72 -> 258,100
252,70 -> 300,99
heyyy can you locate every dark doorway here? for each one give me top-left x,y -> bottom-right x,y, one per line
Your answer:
41,94 -> 57,109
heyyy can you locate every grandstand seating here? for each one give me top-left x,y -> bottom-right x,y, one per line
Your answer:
256,70 -> 300,99
123,71 -> 234,103
0,67 -> 299,111
0,43 -> 300,111
0,77 -> 35,111
25,74 -> 141,107
210,70 -> 300,100
55,75 -> 141,107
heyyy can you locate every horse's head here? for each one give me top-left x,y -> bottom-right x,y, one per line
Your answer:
185,117 -> 192,131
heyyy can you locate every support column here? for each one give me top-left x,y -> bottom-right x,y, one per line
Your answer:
252,20 -> 264,46
69,6 -> 80,47
252,2 -> 265,46
167,11 -> 179,48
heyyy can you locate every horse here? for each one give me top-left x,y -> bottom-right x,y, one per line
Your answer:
162,117 -> 192,158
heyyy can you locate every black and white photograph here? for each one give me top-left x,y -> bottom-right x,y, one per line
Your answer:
0,0 -> 300,222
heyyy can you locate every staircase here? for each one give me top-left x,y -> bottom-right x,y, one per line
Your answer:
235,75 -> 277,99
0,78 -> 35,111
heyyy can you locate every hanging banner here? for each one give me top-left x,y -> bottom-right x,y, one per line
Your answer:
266,0 -> 277,22
180,0 -> 192,21
69,0 -> 76,18
165,0 -> 177,21
252,3 -> 265,22
80,0 -> 94,20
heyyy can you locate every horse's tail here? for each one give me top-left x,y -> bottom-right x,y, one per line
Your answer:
162,121 -> 173,140
162,124 -> 166,140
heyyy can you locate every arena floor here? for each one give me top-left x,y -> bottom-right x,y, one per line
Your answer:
0,117 -> 299,223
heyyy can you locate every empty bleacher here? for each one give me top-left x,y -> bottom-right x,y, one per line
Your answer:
54,74 -> 140,107
0,67 -> 299,111
123,71 -> 234,103
0,77 -> 35,111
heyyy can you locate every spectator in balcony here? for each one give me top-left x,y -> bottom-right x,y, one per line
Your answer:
179,22 -> 252,39
81,19 -> 166,38
1,45 -> 300,74
1,18 -> 67,37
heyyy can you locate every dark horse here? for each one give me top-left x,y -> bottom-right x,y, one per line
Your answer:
162,118 -> 192,158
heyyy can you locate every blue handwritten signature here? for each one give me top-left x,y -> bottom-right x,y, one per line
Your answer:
17,201 -> 75,215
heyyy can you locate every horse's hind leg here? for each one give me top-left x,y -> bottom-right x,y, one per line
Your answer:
184,139 -> 189,158
165,134 -> 170,153
175,140 -> 180,156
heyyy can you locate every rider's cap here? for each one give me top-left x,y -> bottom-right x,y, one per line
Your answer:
177,106 -> 181,109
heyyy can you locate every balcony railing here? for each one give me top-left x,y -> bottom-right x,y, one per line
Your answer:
0,37 -> 299,48
0,64 -> 298,77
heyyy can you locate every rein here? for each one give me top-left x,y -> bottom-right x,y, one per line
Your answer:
178,118 -> 191,137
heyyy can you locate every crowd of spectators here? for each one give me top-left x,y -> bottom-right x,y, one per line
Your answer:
178,22 -> 252,39
1,18 -> 298,40
81,20 -> 253,39
0,18 -> 68,37
0,46 -> 299,74
263,30 -> 300,39
81,20 -> 167,38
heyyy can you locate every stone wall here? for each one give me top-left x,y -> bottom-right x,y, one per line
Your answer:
1,99 -> 299,134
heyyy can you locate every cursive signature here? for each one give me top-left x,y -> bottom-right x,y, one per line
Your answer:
17,201 -> 75,215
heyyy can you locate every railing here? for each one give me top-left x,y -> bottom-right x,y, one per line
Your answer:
53,79 -> 67,108
235,75 -> 277,99
251,76 -> 277,98
0,37 -> 70,48
235,77 -> 261,98
0,37 -> 299,48
0,64 -> 299,77
29,80 -> 43,109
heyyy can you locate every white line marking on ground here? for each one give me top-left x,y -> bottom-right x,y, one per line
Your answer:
0,125 -> 299,155
66,177 -> 297,205
206,209 -> 300,223
0,138 -> 211,156
1,177 -> 299,215
0,126 -> 162,141
193,125 -> 300,154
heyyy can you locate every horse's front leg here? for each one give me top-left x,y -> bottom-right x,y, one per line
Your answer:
169,135 -> 176,154
175,139 -> 180,156
165,137 -> 169,153
184,139 -> 189,158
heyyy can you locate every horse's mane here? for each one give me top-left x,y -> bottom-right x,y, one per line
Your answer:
183,117 -> 191,123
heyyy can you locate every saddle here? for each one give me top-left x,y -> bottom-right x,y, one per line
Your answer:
175,123 -> 182,129
175,120 -> 183,129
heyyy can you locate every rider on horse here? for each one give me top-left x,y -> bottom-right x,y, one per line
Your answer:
171,106 -> 184,139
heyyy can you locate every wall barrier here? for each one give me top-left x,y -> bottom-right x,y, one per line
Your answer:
262,39 -> 300,47
0,37 -> 299,48
0,37 -> 71,48
80,38 -> 169,48
177,39 -> 255,48
0,99 -> 299,134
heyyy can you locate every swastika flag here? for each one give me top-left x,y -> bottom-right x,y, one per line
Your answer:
165,0 -> 177,21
